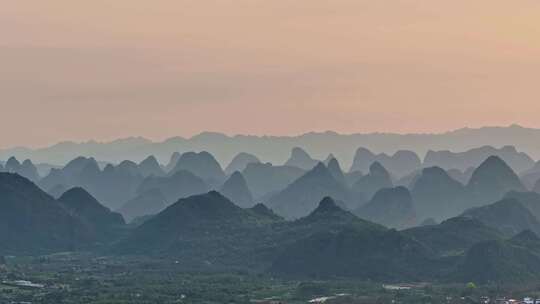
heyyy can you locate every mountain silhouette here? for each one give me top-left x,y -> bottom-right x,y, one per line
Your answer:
403,216 -> 502,256
0,173 -> 93,255
117,189 -> 168,223
113,191 -> 283,268
39,157 -> 100,198
220,171 -> 255,208
169,151 -> 225,186
424,145 -> 534,174
411,167 -> 467,222
352,162 -> 393,201
267,163 -> 358,219
466,156 -> 526,206
137,170 -> 209,205
4,157 -> 40,182
295,197 -> 361,226
248,203 -> 282,221
242,162 -> 305,199
85,161 -> 144,210
446,167 -> 474,185
326,157 -> 346,185
165,152 -> 181,172
344,170 -> 363,187
462,198 -> 540,237
350,148 -> 421,178
58,187 -> 125,240
63,157 -> 100,179
350,148 -> 377,173
355,186 -> 416,229
46,184 -> 68,199
225,152 -> 260,175
504,191 -> 540,221
521,161 -> 540,189
394,170 -> 421,188
452,237 -> 540,284
284,147 -> 319,170
270,198 -> 429,280
5,156 -> 20,172
5,125 -> 540,168
138,156 -> 165,177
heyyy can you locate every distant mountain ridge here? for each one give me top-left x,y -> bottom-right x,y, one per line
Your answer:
3,125 -> 540,169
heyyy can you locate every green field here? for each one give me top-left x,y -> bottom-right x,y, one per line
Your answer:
2,253 -> 540,304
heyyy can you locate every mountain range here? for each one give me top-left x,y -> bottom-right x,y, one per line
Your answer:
5,134 -> 540,284
5,168 -> 540,283
4,125 -> 540,170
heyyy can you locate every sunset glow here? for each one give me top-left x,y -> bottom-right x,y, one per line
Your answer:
2,0 -> 540,147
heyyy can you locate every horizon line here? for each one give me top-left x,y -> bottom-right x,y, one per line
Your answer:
0,123 -> 532,151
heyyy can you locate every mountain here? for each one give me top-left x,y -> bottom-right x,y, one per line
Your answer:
3,157 -> 40,182
291,197 -> 367,228
85,161 -> 144,210
220,171 -> 255,208
270,198 -> 431,280
344,170 -> 363,187
242,162 -> 305,199
267,163 -> 359,219
326,157 -> 346,186
352,162 -> 393,201
117,189 -> 168,223
466,156 -> 526,207
33,163 -> 61,179
137,170 -> 209,204
57,187 -> 125,240
284,147 -> 319,170
350,148 -> 421,178
504,191 -> 540,221
520,161 -> 540,189
37,159 -> 149,211
4,157 -> 21,172
452,234 -> 540,284
117,195 -> 387,271
447,167 -> 474,185
169,151 -> 225,186
63,156 -> 100,179
403,217 -> 502,256
5,125 -> 540,169
46,184 -> 68,199
224,152 -> 260,175
110,192 -> 520,281
355,186 -> 417,229
39,157 -> 99,199
0,173 -> 93,255
424,145 -> 534,174
411,167 -> 467,222
350,148 -> 376,174
462,198 -> 540,237
19,159 -> 40,182
165,152 -> 181,172
113,191 -> 283,268
394,170 -> 421,188
249,203 -> 282,221
138,156 -> 165,177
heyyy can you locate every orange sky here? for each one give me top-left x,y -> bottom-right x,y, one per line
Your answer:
2,0 -> 540,148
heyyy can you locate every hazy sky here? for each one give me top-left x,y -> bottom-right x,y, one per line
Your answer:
2,0 -> 540,148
